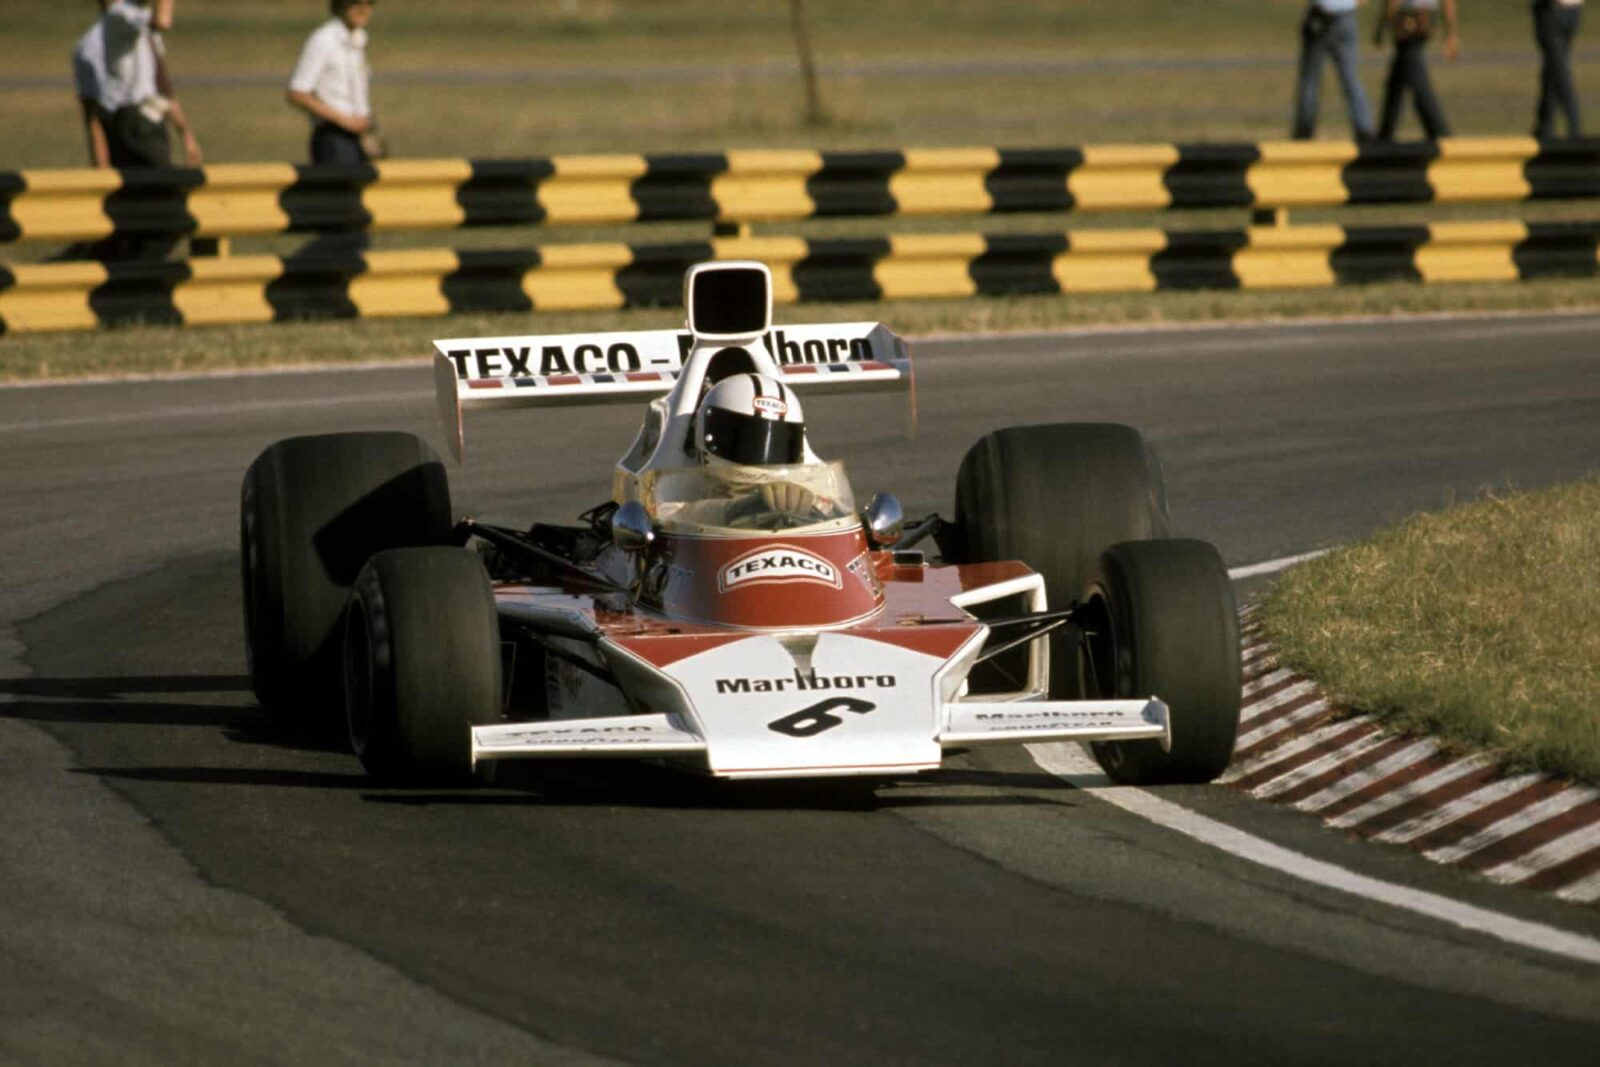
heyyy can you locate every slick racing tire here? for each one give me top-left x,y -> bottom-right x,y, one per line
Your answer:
1083,539 -> 1241,785
240,432 -> 452,730
953,423 -> 1168,697
345,547 -> 502,784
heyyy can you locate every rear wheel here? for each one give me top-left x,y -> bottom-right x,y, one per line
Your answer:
240,432 -> 451,730
953,423 -> 1168,696
1083,539 -> 1241,784
345,547 -> 502,784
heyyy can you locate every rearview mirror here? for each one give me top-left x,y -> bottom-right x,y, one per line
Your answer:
612,500 -> 655,552
864,493 -> 904,547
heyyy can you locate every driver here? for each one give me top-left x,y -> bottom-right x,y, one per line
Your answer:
692,373 -> 825,525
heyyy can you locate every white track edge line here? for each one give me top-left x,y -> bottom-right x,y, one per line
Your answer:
1027,742 -> 1600,967
1228,550 -> 1331,580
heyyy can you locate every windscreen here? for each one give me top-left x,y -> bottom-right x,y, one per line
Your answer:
647,462 -> 857,534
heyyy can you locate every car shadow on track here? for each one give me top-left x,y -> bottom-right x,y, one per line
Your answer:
66,760 -> 1077,810
357,762 -> 1078,813
4,674 -> 1082,811
0,675 -> 253,698
1,674 -> 260,731
0,673 -> 359,755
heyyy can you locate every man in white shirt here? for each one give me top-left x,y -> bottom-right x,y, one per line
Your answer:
72,3 -> 111,167
94,0 -> 202,167
287,0 -> 378,165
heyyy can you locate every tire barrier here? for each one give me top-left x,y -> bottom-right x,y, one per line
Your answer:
4,219 -> 1597,334
3,138 -> 1598,247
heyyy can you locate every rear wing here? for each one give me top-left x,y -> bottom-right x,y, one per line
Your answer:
432,322 -> 910,461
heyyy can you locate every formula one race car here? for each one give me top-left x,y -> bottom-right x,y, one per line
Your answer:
240,261 -> 1240,786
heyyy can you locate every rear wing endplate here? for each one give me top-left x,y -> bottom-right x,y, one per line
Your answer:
432,323 -> 909,461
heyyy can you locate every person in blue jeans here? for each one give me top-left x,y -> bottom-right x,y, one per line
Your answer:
1533,0 -> 1584,138
1375,0 -> 1459,141
1293,0 -> 1376,140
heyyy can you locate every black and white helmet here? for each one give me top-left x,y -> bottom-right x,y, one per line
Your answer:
695,373 -> 806,467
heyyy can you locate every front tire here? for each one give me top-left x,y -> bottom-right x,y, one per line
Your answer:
240,432 -> 451,729
345,547 -> 502,784
1084,539 -> 1241,784
953,423 -> 1169,696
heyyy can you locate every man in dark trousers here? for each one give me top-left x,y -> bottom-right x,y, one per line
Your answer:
287,0 -> 379,165
97,0 -> 201,167
1374,0 -> 1459,141
1533,0 -> 1584,138
70,0 -> 199,260
1293,0 -> 1376,141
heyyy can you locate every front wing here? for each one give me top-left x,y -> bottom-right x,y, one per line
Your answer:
471,697 -> 1170,779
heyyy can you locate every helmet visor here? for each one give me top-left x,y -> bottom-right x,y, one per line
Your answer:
702,408 -> 805,466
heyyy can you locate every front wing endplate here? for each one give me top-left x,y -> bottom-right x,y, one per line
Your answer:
471,713 -> 705,766
940,698 -> 1170,750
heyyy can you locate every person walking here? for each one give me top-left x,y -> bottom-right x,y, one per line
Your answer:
1293,0 -> 1376,141
1533,0 -> 1584,138
287,0 -> 380,165
98,0 -> 201,167
1374,0 -> 1459,141
72,2 -> 112,167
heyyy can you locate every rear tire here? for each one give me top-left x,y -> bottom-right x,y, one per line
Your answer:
953,423 -> 1168,696
1084,539 -> 1241,784
345,547 -> 502,784
240,432 -> 452,729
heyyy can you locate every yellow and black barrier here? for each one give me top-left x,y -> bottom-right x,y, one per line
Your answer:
4,219 -> 1596,334
3,138 -> 1598,247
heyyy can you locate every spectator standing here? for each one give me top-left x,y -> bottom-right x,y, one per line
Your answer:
1293,0 -> 1376,141
1533,0 -> 1584,138
153,34 -> 204,166
287,0 -> 380,165
72,2 -> 111,167
99,0 -> 201,167
1374,0 -> 1458,141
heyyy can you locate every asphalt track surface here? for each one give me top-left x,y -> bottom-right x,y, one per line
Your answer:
2,311 -> 1599,1064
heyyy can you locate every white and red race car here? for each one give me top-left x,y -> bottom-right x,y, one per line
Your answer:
241,261 -> 1240,786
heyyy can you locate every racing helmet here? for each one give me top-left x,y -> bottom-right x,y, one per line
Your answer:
695,373 -> 806,467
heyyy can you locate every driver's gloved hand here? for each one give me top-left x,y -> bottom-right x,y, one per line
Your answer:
760,481 -> 816,514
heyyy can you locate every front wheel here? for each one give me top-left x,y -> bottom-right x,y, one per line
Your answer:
952,422 -> 1169,698
241,431 -> 452,729
345,547 -> 502,784
1083,539 -> 1241,785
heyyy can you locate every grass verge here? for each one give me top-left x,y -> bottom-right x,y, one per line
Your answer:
4,277 -> 1600,383
1260,477 -> 1600,784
